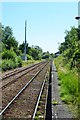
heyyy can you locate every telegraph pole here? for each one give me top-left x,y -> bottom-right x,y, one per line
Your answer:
24,20 -> 27,61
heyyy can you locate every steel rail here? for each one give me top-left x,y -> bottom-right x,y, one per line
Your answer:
0,62 -> 49,116
32,80 -> 46,119
44,74 -> 49,119
32,72 -> 48,119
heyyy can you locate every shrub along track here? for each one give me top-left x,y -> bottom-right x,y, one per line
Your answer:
0,61 -> 51,119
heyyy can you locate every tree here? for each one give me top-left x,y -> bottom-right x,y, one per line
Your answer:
0,23 -> 3,42
29,45 -> 43,60
4,36 -> 18,50
42,51 -> 50,59
59,26 -> 79,68
2,26 -> 13,42
33,45 -> 43,53
29,47 -> 40,60
19,42 -> 29,54
1,25 -> 18,51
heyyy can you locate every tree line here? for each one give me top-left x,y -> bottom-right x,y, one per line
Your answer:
0,23 -> 54,71
59,26 -> 80,69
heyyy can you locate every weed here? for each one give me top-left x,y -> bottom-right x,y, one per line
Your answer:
52,99 -> 58,105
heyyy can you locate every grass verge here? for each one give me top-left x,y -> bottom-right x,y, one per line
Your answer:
54,55 -> 79,118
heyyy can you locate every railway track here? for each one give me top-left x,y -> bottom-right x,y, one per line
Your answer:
1,61 -> 48,110
0,61 -> 51,119
0,61 -> 46,89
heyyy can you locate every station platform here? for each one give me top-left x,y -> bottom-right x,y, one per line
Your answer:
51,62 -> 73,119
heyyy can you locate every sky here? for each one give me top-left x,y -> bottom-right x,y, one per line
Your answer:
1,2 -> 78,53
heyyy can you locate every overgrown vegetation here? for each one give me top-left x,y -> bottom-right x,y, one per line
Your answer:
54,26 -> 80,118
1,49 -> 22,71
54,55 -> 79,117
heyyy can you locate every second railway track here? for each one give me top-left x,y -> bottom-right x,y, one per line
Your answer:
2,61 -> 45,80
0,61 -> 46,89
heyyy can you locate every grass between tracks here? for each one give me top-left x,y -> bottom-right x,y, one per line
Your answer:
54,55 -> 80,117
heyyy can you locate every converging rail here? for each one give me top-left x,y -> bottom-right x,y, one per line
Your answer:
0,61 -> 51,119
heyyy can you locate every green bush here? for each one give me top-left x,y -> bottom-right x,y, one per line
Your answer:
1,57 -> 22,71
27,54 -> 33,60
15,56 -> 22,67
1,49 -> 22,71
2,59 -> 15,71
2,49 -> 17,60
